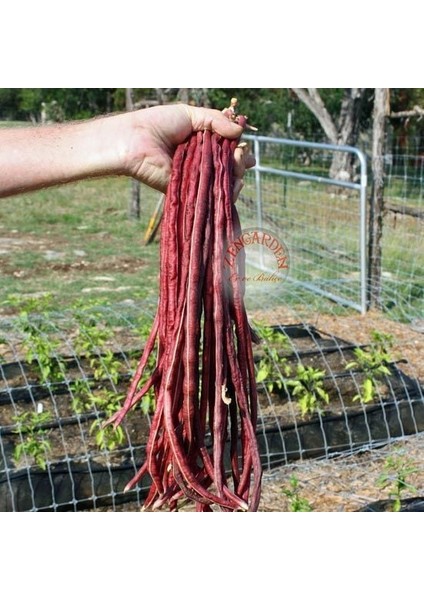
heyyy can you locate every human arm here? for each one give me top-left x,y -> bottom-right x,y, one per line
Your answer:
0,104 -> 254,199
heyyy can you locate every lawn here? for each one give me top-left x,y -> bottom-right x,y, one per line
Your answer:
0,177 -> 162,314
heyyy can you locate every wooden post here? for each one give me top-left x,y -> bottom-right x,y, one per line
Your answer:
125,88 -> 141,220
368,88 -> 390,308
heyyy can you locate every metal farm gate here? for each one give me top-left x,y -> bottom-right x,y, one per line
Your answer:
240,135 -> 368,315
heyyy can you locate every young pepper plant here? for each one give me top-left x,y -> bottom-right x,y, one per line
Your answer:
253,322 -> 292,393
376,453 -> 418,512
346,330 -> 394,403
16,313 -> 66,384
281,475 -> 313,512
87,389 -> 125,451
70,305 -> 127,451
285,364 -> 329,417
13,409 -> 53,470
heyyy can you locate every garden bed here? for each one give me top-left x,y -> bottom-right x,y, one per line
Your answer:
0,320 -> 423,511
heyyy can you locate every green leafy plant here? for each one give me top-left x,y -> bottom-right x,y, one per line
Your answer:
286,364 -> 329,417
346,330 -> 394,403
90,349 -> 121,384
130,323 -> 158,416
376,453 -> 418,512
73,308 -> 122,384
87,389 -> 125,451
70,378 -> 93,414
140,387 -> 156,416
6,293 -> 55,314
71,378 -> 125,451
16,312 -> 66,384
281,475 -> 313,512
252,322 -> 290,348
254,322 -> 292,393
138,315 -> 155,341
13,409 -> 53,470
256,346 -> 292,393
70,303 -> 155,450
73,310 -> 111,357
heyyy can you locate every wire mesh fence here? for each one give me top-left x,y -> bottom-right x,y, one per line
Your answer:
1,296 -> 423,511
241,134 -> 424,324
241,135 -> 367,314
380,148 -> 423,324
0,134 -> 423,512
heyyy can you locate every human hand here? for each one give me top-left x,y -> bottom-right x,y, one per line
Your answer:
123,104 -> 255,199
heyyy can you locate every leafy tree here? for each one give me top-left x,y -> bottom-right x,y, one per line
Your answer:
290,88 -> 373,179
0,88 -> 124,122
0,88 -> 22,119
388,88 -> 424,154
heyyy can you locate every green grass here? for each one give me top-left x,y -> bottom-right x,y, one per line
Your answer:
0,121 -> 32,128
0,177 -> 161,313
1,156 -> 422,324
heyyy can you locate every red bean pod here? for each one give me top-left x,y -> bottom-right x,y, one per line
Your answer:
108,125 -> 262,511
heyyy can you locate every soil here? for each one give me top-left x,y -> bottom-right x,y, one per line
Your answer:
93,433 -> 424,512
258,433 -> 424,512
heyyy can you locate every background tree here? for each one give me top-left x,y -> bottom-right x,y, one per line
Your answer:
125,88 -> 141,220
291,88 -> 370,180
368,88 -> 390,308
388,88 -> 424,157
0,89 -> 122,123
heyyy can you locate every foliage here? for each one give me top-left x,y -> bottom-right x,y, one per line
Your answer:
70,306 -> 126,450
134,319 -> 157,415
345,330 -> 394,403
73,307 -> 111,354
140,388 -> 156,416
138,315 -> 155,340
2,88 -> 122,122
87,389 -> 125,451
0,88 -> 22,119
10,297 -> 129,454
253,322 -> 291,393
376,452 -> 418,512
281,475 -> 313,512
1,87 -> 422,151
70,378 -> 92,414
71,380 -> 125,452
90,349 -> 121,385
15,308 -> 66,384
13,409 -> 53,470
6,292 -> 55,314
286,364 -> 329,417
389,88 -> 424,140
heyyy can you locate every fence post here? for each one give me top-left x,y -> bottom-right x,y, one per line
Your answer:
368,88 -> 390,308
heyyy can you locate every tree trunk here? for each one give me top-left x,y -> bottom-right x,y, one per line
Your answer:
155,88 -> 167,105
368,88 -> 390,308
175,88 -> 211,106
329,88 -> 366,179
177,88 -> 190,104
126,88 -> 141,220
291,88 -> 366,180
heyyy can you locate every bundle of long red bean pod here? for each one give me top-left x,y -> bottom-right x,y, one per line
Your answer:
108,122 -> 262,511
